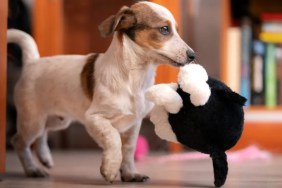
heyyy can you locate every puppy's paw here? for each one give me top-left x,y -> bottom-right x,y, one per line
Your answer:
120,172 -> 149,182
40,159 -> 54,169
100,158 -> 121,183
100,169 -> 117,183
26,167 -> 49,178
37,154 -> 54,169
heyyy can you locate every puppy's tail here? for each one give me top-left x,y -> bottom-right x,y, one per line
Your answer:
7,29 -> 40,65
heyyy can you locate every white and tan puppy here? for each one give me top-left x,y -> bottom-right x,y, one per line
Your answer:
7,1 -> 195,183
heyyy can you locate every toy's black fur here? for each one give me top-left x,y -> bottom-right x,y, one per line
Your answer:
168,77 -> 246,187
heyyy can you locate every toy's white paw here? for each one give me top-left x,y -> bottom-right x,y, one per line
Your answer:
145,83 -> 183,113
150,106 -> 179,144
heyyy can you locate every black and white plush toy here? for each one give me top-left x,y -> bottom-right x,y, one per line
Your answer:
146,64 -> 246,187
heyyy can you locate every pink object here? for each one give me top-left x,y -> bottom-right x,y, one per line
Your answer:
227,145 -> 271,161
134,135 -> 149,161
147,145 -> 272,163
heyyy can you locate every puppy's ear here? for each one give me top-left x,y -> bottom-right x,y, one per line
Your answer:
98,6 -> 136,37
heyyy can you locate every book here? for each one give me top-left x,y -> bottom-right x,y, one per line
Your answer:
276,45 -> 282,105
251,40 -> 265,105
265,43 -> 277,107
260,32 -> 282,43
262,22 -> 282,33
261,13 -> 282,22
226,27 -> 241,93
260,12 -> 282,43
240,18 -> 252,106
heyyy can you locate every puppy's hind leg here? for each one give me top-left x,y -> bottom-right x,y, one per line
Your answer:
12,114 -> 49,178
34,116 -> 71,169
34,131 -> 54,169
120,120 -> 149,182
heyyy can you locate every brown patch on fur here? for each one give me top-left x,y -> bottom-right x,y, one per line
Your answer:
117,31 -> 124,43
98,15 -> 116,37
132,21 -> 172,49
126,3 -> 173,49
80,54 -> 99,100
115,8 -> 137,31
134,28 -> 163,49
131,3 -> 164,26
98,6 -> 137,37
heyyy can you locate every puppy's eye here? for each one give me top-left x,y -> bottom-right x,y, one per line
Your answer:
159,26 -> 170,35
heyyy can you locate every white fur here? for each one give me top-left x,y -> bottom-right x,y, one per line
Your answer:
178,64 -> 211,106
145,83 -> 182,114
7,29 -> 39,64
8,1 -> 193,183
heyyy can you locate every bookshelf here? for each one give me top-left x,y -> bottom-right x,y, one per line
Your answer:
221,0 -> 282,152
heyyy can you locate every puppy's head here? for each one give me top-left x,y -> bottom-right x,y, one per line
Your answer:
98,1 -> 195,67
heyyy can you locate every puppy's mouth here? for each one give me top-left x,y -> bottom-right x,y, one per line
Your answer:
159,54 -> 187,67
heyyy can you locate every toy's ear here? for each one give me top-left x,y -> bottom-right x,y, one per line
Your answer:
189,83 -> 211,106
179,64 -> 211,106
146,83 -> 183,114
178,64 -> 208,93
98,6 -> 137,37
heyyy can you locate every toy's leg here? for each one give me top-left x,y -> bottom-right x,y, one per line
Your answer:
210,149 -> 228,187
119,120 -> 149,182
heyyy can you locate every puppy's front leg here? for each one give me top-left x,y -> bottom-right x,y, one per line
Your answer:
120,120 -> 149,182
85,113 -> 122,183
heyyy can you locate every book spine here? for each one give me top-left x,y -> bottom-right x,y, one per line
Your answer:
240,18 -> 252,106
260,32 -> 282,43
251,40 -> 265,105
261,13 -> 282,22
262,22 -> 282,33
265,43 -> 277,107
227,27 -> 241,93
276,45 -> 282,105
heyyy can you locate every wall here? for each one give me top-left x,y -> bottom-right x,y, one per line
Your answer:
184,0 -> 221,78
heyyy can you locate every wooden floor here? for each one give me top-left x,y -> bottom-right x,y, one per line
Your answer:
1,151 -> 282,188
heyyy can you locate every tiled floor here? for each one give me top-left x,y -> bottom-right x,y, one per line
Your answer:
1,151 -> 282,188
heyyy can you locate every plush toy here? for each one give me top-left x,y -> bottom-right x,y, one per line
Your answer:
146,64 -> 247,187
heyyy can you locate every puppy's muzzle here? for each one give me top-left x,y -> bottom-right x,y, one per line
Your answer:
187,50 -> 196,63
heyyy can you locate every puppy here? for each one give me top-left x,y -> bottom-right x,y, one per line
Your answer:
8,1 -> 195,183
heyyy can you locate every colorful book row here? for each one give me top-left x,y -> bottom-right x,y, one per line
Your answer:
227,13 -> 282,107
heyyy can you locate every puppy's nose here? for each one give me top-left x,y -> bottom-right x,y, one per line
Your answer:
187,51 -> 196,62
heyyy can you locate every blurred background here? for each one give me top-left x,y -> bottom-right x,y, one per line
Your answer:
5,0 -> 282,154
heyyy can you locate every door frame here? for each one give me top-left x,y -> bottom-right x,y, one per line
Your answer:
0,0 -> 8,173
